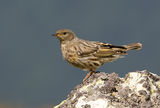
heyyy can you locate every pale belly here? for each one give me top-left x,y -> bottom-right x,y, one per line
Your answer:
65,55 -> 102,71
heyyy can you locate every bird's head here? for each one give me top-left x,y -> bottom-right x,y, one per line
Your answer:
52,29 -> 75,42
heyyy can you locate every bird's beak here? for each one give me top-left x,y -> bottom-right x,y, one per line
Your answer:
52,33 -> 58,37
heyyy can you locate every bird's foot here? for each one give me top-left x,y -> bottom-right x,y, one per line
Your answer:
82,71 -> 96,84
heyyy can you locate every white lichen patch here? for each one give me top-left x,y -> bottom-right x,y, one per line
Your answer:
76,96 -> 112,108
121,71 -> 149,95
54,70 -> 160,108
79,79 -> 104,93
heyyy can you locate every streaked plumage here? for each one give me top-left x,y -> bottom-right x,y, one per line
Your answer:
52,29 -> 142,83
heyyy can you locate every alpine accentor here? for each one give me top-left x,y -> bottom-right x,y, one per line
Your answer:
52,29 -> 142,83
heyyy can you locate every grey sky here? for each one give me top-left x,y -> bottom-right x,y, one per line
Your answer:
0,0 -> 160,108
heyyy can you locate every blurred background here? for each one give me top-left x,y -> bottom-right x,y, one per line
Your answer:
0,0 -> 160,108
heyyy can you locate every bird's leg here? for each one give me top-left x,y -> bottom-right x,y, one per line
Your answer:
82,70 -> 95,83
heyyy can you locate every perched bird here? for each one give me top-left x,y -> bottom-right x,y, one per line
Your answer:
52,29 -> 142,83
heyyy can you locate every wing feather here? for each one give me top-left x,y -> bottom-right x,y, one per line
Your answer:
95,43 -> 127,57
75,40 -> 127,57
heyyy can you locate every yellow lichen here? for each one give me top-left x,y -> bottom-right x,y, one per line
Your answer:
151,89 -> 154,93
80,80 -> 96,92
81,85 -> 90,91
53,99 -> 67,108
96,79 -> 103,85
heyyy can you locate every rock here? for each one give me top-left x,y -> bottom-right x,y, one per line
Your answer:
54,70 -> 160,108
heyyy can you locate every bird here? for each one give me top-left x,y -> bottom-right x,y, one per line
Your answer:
52,29 -> 142,83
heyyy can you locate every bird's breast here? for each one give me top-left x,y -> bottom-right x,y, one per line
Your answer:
61,43 -> 76,59
60,43 -> 102,71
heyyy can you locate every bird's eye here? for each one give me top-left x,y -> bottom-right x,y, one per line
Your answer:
63,32 -> 67,35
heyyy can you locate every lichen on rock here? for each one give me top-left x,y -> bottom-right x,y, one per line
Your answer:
54,70 -> 160,108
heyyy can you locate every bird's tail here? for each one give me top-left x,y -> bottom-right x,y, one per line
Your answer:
124,43 -> 142,51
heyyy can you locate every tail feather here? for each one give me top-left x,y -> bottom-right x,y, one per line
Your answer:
95,42 -> 142,57
124,43 -> 142,51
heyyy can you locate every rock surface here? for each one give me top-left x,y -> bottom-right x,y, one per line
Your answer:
54,70 -> 160,108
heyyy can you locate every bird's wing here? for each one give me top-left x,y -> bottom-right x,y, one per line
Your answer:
76,40 -> 127,57
74,40 -> 98,56
94,42 -> 127,57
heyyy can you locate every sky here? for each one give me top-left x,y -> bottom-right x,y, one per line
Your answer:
0,0 -> 160,108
